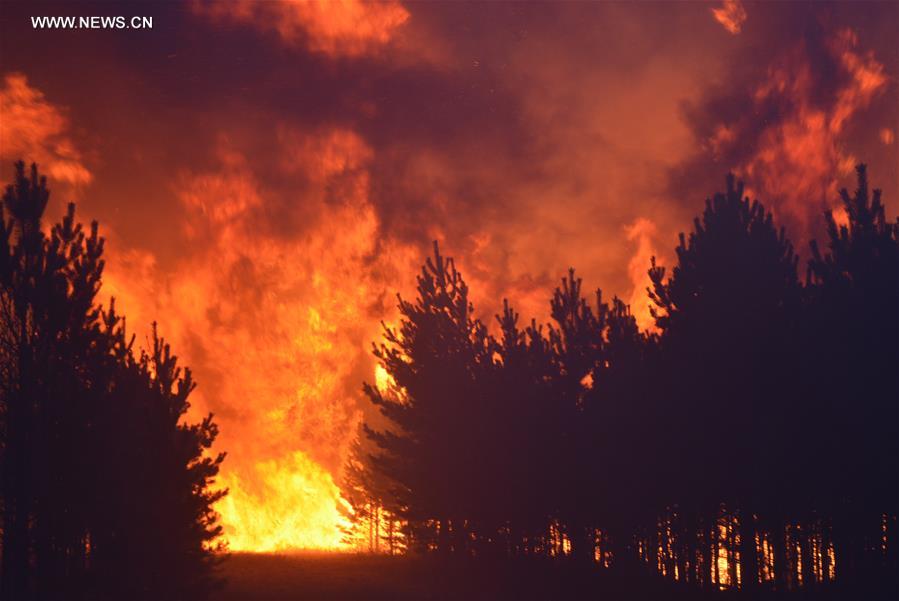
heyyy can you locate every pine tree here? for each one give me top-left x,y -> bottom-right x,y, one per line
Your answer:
491,300 -> 556,555
0,162 -> 226,599
0,162 -> 105,598
364,242 -> 491,554
341,427 -> 404,554
649,174 -> 802,592
807,164 -> 899,587
586,298 -> 658,568
546,269 -> 604,563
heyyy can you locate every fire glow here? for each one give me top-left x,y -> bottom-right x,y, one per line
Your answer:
0,1 -> 894,554
99,129 -> 422,551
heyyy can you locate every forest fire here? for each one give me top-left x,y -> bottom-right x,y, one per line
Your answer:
1,4 -> 892,555
677,17 -> 891,253
216,451 -> 350,551
0,2 -> 896,598
97,129 -> 422,551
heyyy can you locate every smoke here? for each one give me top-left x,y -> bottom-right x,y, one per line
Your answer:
100,128 -> 428,549
670,11 -> 892,248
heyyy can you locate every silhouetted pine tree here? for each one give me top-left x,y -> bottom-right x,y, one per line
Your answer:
89,315 -> 226,599
341,426 -> 404,554
364,242 -> 491,555
649,174 -> 802,592
0,162 -> 226,599
807,164 -> 899,590
546,270 -> 604,563
586,298 -> 658,569
0,163 -> 106,598
490,300 -> 556,556
348,165 -> 895,597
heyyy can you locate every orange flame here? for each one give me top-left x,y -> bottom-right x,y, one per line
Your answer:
624,218 -> 659,332
0,73 -> 91,187
711,0 -> 747,35
100,128 -> 420,551
217,451 -> 351,551
719,27 -> 886,241
191,0 -> 410,58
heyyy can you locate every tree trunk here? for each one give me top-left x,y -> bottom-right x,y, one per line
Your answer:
438,518 -> 450,555
800,524 -> 815,590
702,519 -> 713,588
772,520 -> 788,591
1,398 -> 32,601
713,530 -> 720,587
740,510 -> 759,593
374,505 -> 381,553
821,524 -> 832,583
1,492 -> 31,600
727,517 -> 738,587
387,518 -> 394,555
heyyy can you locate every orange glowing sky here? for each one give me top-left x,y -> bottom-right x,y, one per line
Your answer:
1,0 -> 896,551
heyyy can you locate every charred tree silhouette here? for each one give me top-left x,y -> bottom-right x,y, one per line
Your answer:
0,162 -> 226,599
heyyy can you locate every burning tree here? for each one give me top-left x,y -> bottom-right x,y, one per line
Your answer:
0,162 -> 226,599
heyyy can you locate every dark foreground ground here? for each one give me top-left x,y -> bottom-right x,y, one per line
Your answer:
213,552 -> 688,601
213,552 -> 897,601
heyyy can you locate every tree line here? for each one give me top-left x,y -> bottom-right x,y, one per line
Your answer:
343,166 -> 898,596
0,162 -> 226,599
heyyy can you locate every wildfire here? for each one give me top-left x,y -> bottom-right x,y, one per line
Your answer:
0,74 -> 91,188
711,0 -> 747,35
374,364 -> 397,394
0,1 -> 892,558
217,451 -> 351,551
191,0 -> 409,58
624,218 -> 659,332
714,25 -> 887,242
98,128 -> 420,552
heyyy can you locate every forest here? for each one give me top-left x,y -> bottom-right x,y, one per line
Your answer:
0,159 -> 897,599
341,167 -> 898,597
0,163 -> 225,599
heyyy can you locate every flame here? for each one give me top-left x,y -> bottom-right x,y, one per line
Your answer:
100,127 -> 420,551
711,0 -> 747,35
217,451 -> 351,551
191,0 -> 410,58
624,218 -> 659,332
0,73 -> 91,187
374,364 -> 396,394
730,27 -> 886,240
2,7 -> 892,556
